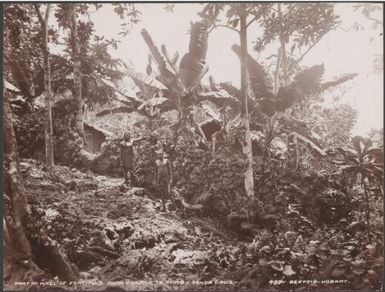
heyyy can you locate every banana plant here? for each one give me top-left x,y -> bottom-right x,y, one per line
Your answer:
96,20 -> 224,147
205,47 -> 356,166
96,21 -> 357,160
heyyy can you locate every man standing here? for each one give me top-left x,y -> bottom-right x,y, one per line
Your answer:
120,132 -> 141,186
155,151 -> 173,212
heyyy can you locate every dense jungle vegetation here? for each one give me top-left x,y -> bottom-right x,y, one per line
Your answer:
3,3 -> 384,291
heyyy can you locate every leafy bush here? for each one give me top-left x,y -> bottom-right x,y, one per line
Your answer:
14,109 -> 45,159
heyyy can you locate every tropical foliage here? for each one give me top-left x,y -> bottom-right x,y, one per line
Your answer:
3,3 -> 383,291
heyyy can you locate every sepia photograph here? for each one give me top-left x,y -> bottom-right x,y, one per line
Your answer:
3,2 -> 384,291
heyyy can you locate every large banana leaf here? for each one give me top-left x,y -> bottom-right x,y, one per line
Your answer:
141,29 -> 180,93
293,64 -> 325,96
161,44 -> 178,75
171,51 -> 179,67
141,29 -> 169,73
231,44 -> 273,100
321,73 -> 358,91
180,20 -> 210,91
137,97 -> 176,113
95,98 -> 173,119
98,77 -> 142,107
275,86 -> 300,111
219,82 -> 262,117
274,69 -> 357,113
219,82 -> 240,100
189,19 -> 209,61
198,90 -> 240,108
208,76 -> 219,91
126,68 -> 168,90
146,54 -> 154,76
201,103 -> 221,121
96,106 -> 136,117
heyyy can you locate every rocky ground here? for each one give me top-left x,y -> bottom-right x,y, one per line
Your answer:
14,158 -> 382,291
20,159 -> 249,291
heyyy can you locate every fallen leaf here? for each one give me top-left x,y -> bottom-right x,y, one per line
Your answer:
283,265 -> 296,276
270,261 -> 284,271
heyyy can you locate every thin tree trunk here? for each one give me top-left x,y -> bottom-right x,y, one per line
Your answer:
274,47 -> 281,95
239,7 -> 255,197
274,4 -> 288,94
71,5 -> 86,143
278,4 -> 288,86
362,178 -> 372,242
35,4 -> 54,172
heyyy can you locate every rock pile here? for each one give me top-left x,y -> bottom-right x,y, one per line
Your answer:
173,148 -> 246,203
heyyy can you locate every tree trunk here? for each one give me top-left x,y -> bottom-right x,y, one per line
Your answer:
278,4 -> 288,86
39,5 -> 55,172
4,82 -> 79,285
274,46 -> 281,95
71,5 -> 86,144
239,8 -> 255,197
362,178 -> 372,242
274,4 -> 288,94
3,88 -> 44,286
